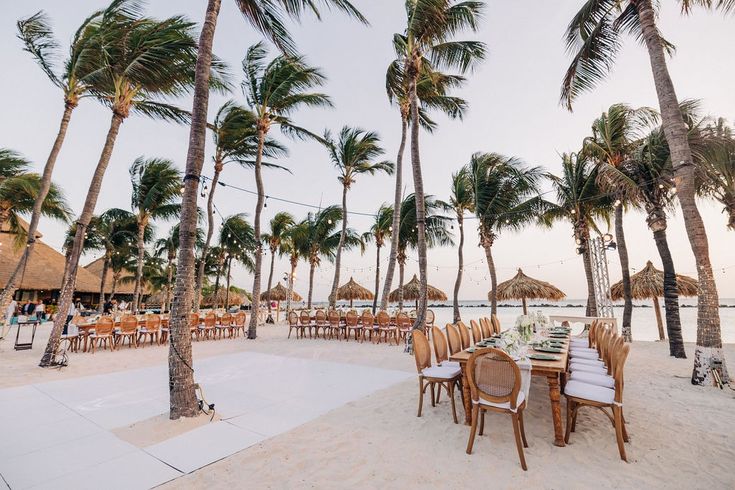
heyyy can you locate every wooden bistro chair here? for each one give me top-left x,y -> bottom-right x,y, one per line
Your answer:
431,326 -> 460,368
215,312 -> 234,339
564,342 -> 631,462
115,315 -> 139,349
200,312 -> 217,340
361,311 -> 376,342
314,310 -> 328,339
470,320 -> 483,344
288,311 -> 300,339
490,314 -> 502,335
457,321 -> 472,350
445,324 -> 462,356
378,310 -> 398,346
327,310 -> 342,340
299,311 -> 313,339
413,330 -> 461,423
89,317 -> 115,353
425,309 -> 435,328
232,311 -> 247,337
138,314 -> 161,347
345,310 -> 361,342
189,312 -> 201,340
479,318 -> 492,339
466,348 -> 529,471
397,312 -> 413,343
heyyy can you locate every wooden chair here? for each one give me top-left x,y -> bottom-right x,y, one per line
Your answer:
159,316 -> 170,344
232,311 -> 247,337
431,326 -> 460,368
425,309 -> 435,327
115,315 -> 139,349
457,321 -> 471,350
89,317 -> 115,353
314,310 -> 328,339
345,310 -> 361,342
299,311 -> 313,339
470,320 -> 483,344
189,312 -> 201,340
361,311 -> 376,342
564,342 -> 631,461
465,347 -> 529,471
490,314 -> 501,335
215,312 -> 234,339
378,310 -> 398,346
138,314 -> 160,346
446,324 -> 462,355
413,330 -> 461,423
397,312 -> 413,343
327,310 -> 342,340
200,312 -> 216,340
288,311 -> 300,339
479,318 -> 492,339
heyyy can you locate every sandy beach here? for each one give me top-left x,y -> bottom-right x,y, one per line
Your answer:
1,322 -> 733,489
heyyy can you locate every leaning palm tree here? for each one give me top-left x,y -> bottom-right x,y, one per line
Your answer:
41,14 -> 226,368
129,157 -> 182,313
542,153 -> 612,317
172,0 -> 366,420
361,204 -> 393,314
218,214 -> 256,309
561,0 -> 733,384
583,103 -> 659,342
439,167 -> 474,322
469,153 -> 545,316
280,222 -> 304,314
262,212 -> 294,316
325,126 -> 393,308
1,2 -> 137,314
241,42 -> 334,338
394,0 -> 486,327
195,101 -> 288,310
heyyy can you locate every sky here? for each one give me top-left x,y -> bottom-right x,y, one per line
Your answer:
1,0 -> 734,301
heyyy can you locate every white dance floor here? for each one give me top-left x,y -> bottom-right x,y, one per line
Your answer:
0,351 -> 412,489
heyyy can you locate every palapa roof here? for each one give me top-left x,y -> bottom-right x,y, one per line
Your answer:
202,288 -> 245,306
610,260 -> 698,300
389,274 -> 447,302
336,277 -> 373,301
494,268 -> 565,301
84,257 -> 138,295
261,282 -> 302,302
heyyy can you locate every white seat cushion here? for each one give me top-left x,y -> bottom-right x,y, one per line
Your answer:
570,357 -> 604,367
422,366 -> 461,379
440,360 -> 461,368
564,380 -> 615,404
477,390 -> 526,412
570,363 -> 608,375
571,350 -> 600,360
570,338 -> 588,344
570,346 -> 596,354
570,371 -> 615,388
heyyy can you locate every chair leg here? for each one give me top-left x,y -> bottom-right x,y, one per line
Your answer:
479,410 -> 485,436
466,405 -> 479,454
565,399 -> 574,444
518,410 -> 528,448
511,413 -> 528,471
621,408 -> 630,443
430,383 -> 436,407
613,405 -> 628,462
449,382 -> 458,424
417,378 -> 425,418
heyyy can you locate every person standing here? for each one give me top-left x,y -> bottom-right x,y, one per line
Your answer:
63,301 -> 77,335
1,299 -> 18,339
36,300 -> 46,321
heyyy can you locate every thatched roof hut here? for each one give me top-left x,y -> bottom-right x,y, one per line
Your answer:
260,282 -> 302,302
610,260 -> 698,340
494,268 -> 566,314
336,277 -> 373,307
202,288 -> 244,308
389,274 -> 447,308
83,257 -> 137,295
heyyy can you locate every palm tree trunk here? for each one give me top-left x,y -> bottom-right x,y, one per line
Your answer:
652,296 -> 666,340
266,246 -> 276,313
165,254 -> 174,313
582,241 -> 598,317
98,255 -> 110,313
381,115 -> 407,310
0,102 -> 75,320
329,185 -> 349,308
225,257 -> 232,309
635,0 -> 726,384
168,0 -> 221,418
453,214 -> 465,323
111,272 -> 118,300
372,245 -> 381,314
214,262 -> 222,305
286,258 -> 297,313
195,162 -> 222,311
482,241 -> 497,316
652,227 -> 686,358
615,205 -> 633,342
307,260 -> 316,309
132,220 -> 146,313
40,111 -> 124,367
407,65 -> 427,330
248,128 -> 266,339
398,259 -> 405,311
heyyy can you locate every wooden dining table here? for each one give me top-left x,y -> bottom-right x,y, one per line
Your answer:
449,337 -> 570,447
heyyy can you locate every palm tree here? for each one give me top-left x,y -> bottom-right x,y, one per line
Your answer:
325,126 -> 393,308
2,2 -> 136,313
171,0 -> 365,418
241,42 -> 334,338
395,0 -> 486,327
381,47 -> 468,311
120,254 -> 168,305
439,167 -> 474,322
395,194 -> 453,310
542,153 -> 612,317
218,214 -> 256,308
583,103 -> 658,342
195,101 -> 288,310
155,224 -> 203,313
129,157 -> 182,313
699,119 -> 735,230
41,14 -> 225,367
469,153 -> 545,316
362,205 -> 393,314
262,212 -> 294,315
561,0 -> 733,385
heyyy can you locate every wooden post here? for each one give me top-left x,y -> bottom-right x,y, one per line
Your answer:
652,296 -> 666,340
522,297 -> 528,315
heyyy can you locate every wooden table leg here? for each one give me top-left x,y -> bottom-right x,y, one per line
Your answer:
461,365 -> 472,425
547,374 -> 565,447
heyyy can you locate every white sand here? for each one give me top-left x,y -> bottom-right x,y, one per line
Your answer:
1,322 -> 734,488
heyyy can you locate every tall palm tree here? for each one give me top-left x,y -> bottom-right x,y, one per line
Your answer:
561,0 -> 733,385
469,153 -> 545,316
129,157 -> 182,313
439,167 -> 474,322
395,0 -> 485,327
262,212 -> 294,315
542,153 -> 612,317
218,214 -> 256,308
172,0 -> 366,420
325,126 -> 393,308
395,194 -> 453,310
241,42 -> 334,338
41,14 -> 225,367
699,119 -> 735,230
583,103 -> 658,342
362,205 -> 393,314
1,1 -> 137,313
381,49 -> 468,311
195,101 -> 288,310
155,224 -> 203,313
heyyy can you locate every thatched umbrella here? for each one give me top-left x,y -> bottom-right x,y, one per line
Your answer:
336,277 -> 373,308
202,289 -> 243,309
389,274 -> 447,309
260,283 -> 303,321
494,268 -> 566,315
611,260 -> 698,340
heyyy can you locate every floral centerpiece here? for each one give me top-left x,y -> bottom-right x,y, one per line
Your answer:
515,314 -> 534,342
499,329 -> 526,359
